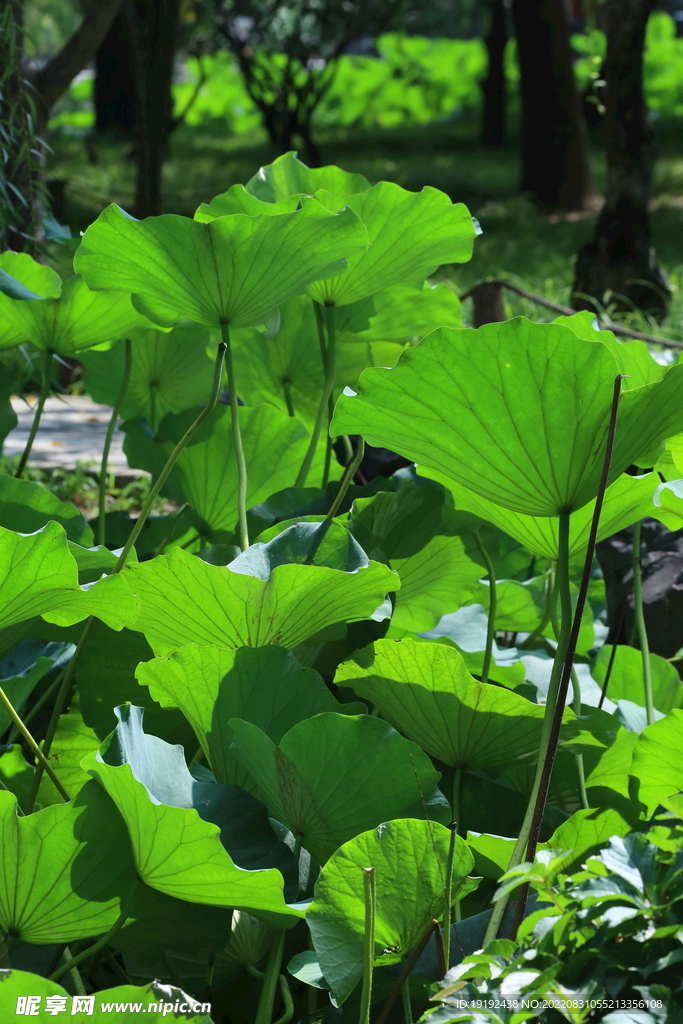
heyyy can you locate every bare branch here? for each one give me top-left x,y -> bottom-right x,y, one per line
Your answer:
32,0 -> 125,115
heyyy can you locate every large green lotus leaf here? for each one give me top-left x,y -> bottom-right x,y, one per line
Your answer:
245,151 -> 371,203
123,545 -> 397,656
36,697 -> 101,807
0,475 -> 93,545
0,972 -> 213,1022
0,781 -> 136,943
83,706 -> 302,919
347,481 -> 486,631
307,820 -> 477,1006
473,578 -> 544,633
229,714 -> 450,863
232,294 -> 403,425
0,640 -> 72,735
333,318 -> 683,517
81,325 -> 219,423
629,709 -> 683,816
592,645 -> 683,715
585,726 -> 638,805
74,199 -> 368,329
195,183 -> 301,220
651,478 -> 683,530
0,251 -> 62,298
308,182 -> 476,307
553,312 -> 665,389
466,806 -> 633,881
0,522 -> 139,632
0,255 -> 63,348
0,745 -> 34,807
335,639 -> 550,771
422,468 -> 659,562
137,644 -> 358,786
0,274 -> 153,354
122,403 -> 321,542
351,281 -> 462,341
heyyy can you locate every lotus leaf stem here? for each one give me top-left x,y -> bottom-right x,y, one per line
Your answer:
0,685 -> 70,803
474,529 -> 496,684
254,930 -> 286,1024
15,348 -> 53,479
442,823 -> 457,970
358,866 -> 376,1024
326,438 -> 365,520
402,979 -> 413,1024
149,382 -> 158,435
632,520 -> 655,726
283,379 -> 295,417
272,974 -> 294,1024
25,344 -> 228,813
99,337 -> 132,546
295,304 -> 337,488
221,326 -> 249,551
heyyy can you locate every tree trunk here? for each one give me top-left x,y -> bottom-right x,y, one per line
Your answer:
480,0 -> 507,148
511,0 -> 595,211
127,0 -> 180,218
571,0 -> 669,320
94,11 -> 136,134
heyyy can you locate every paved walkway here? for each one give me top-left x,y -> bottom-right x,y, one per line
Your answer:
5,395 -> 142,476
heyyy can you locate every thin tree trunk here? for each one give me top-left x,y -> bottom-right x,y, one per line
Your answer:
94,11 -> 136,134
480,0 -> 507,148
571,0 -> 669,319
511,0 -> 595,211
128,0 -> 180,218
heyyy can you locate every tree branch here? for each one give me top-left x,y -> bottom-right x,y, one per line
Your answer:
32,0 -> 125,115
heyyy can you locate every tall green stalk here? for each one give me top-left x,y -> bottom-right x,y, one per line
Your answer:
550,586 -> 589,812
358,867 -> 376,1024
632,520 -> 654,726
482,512 -> 573,947
24,344 -> 227,813
98,338 -> 132,547
474,530 -> 496,684
15,349 -> 53,479
221,325 -> 249,551
296,304 -> 337,488
326,439 -> 365,520
442,823 -> 457,970
254,931 -> 285,1024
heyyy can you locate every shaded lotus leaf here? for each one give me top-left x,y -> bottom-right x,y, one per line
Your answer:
123,544 -> 397,656
111,885 -> 235,966
83,705 -> 302,918
81,325 -> 219,424
0,639 -> 72,735
0,972 -> 213,1022
553,312 -> 665,388
592,645 -> 683,715
0,781 -> 136,943
308,819 -> 477,1005
229,713 -> 450,863
137,644 -> 360,787
347,480 -> 486,631
420,469 -> 661,561
122,403 -> 326,543
0,475 -> 93,545
335,639 -> 552,771
308,182 -> 476,307
652,478 -> 683,530
245,151 -> 371,203
0,522 -> 139,632
333,318 -> 683,517
229,520 -> 368,579
629,709 -> 683,816
0,744 -> 34,807
75,625 -> 195,749
472,578 -> 545,633
232,294 -> 404,425
74,199 -> 368,329
0,273 -> 154,354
